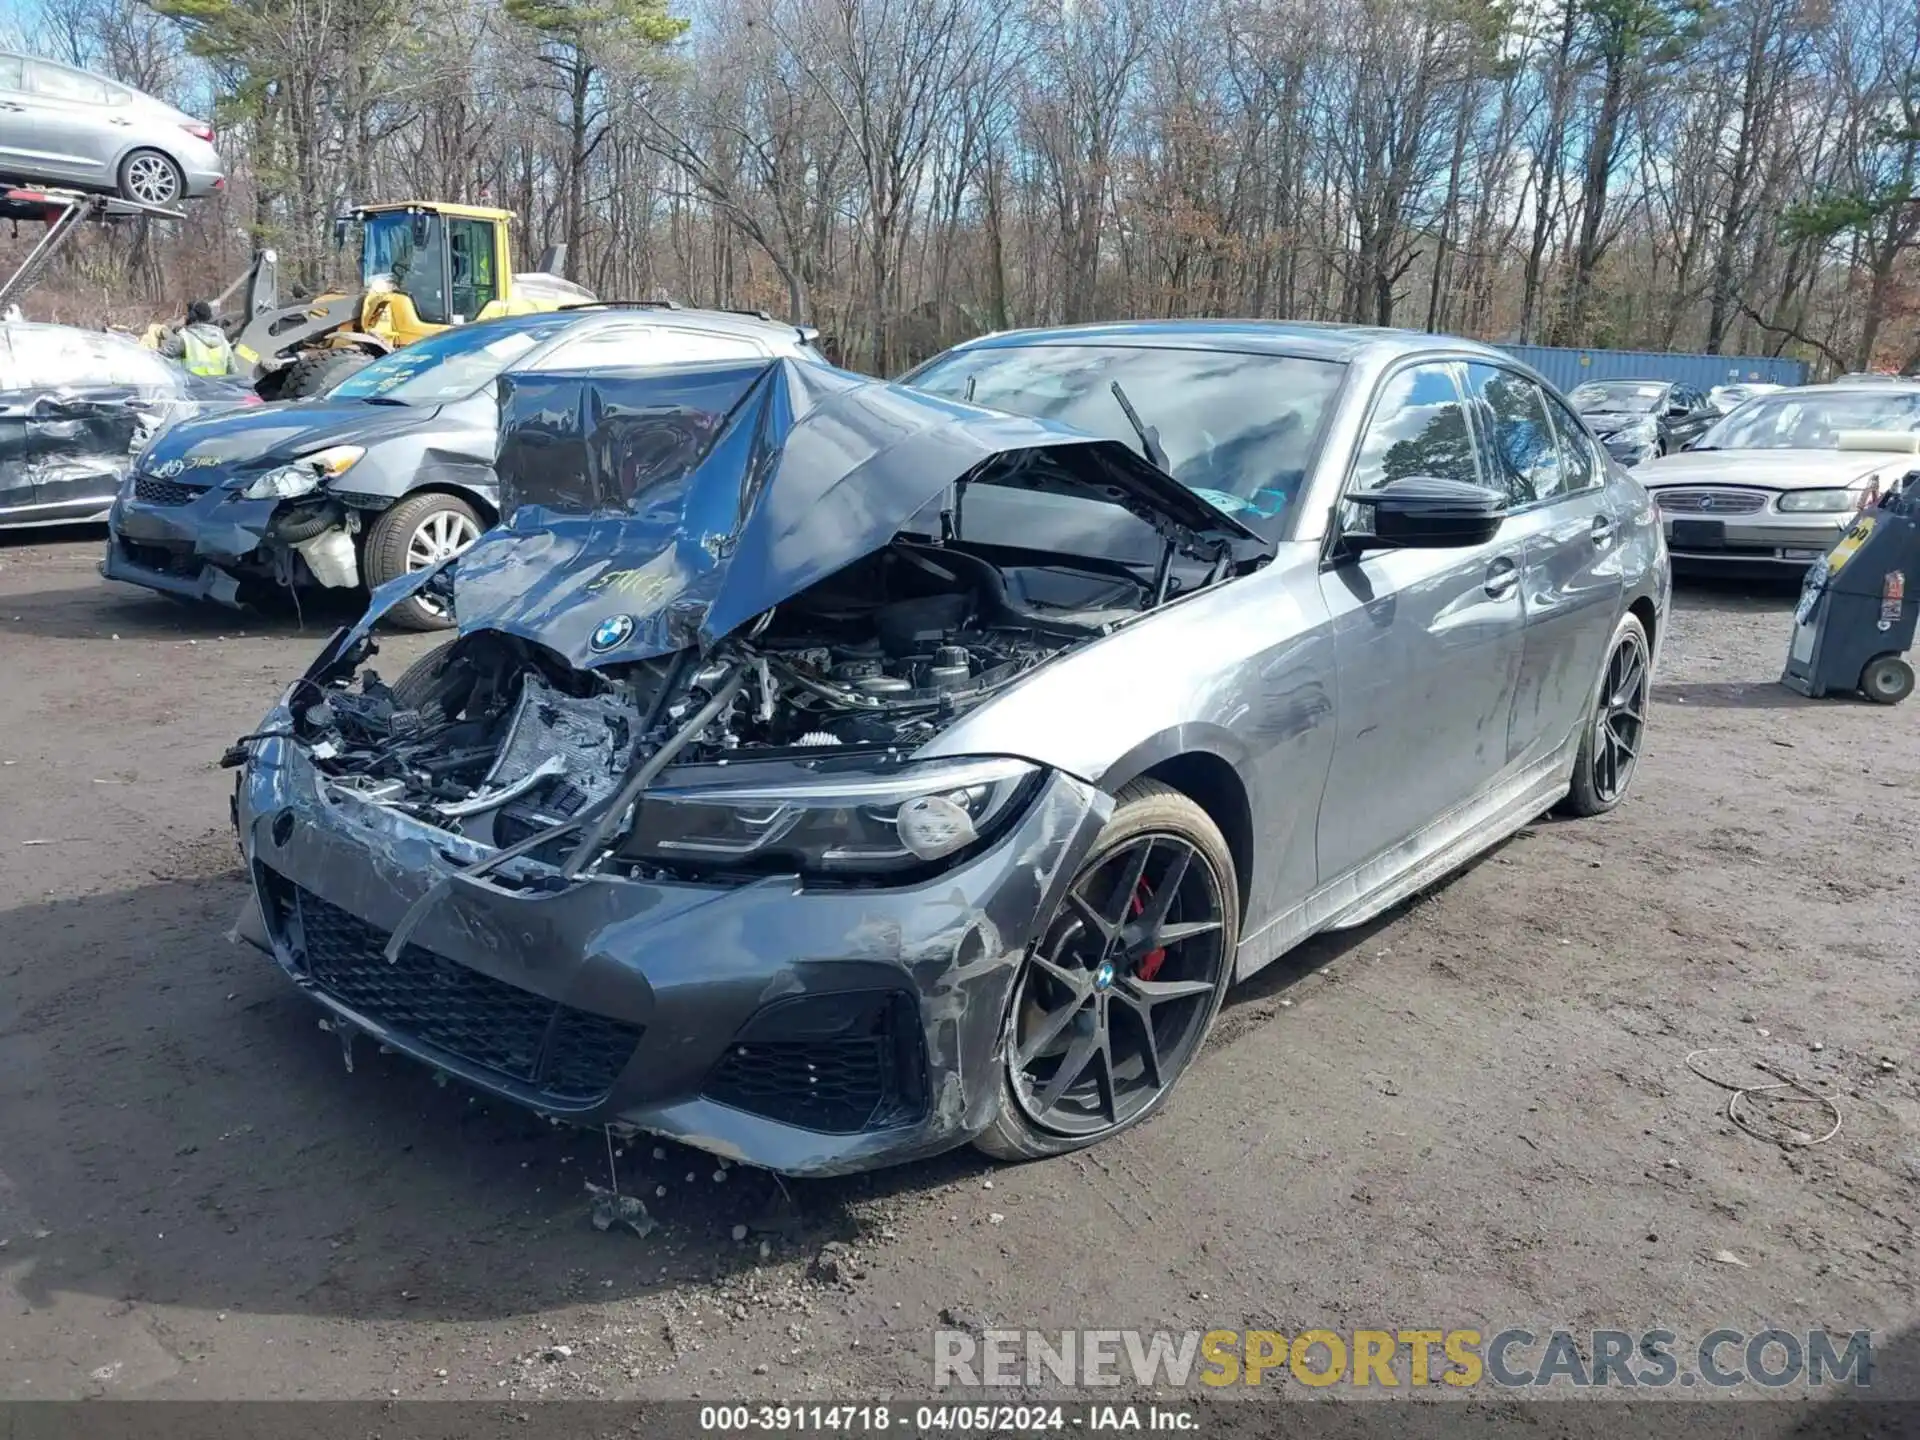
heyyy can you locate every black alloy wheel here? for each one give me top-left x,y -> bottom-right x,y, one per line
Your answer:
1560,612 -> 1651,817
976,780 -> 1237,1160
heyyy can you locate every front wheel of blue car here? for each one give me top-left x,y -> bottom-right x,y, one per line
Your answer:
975,780 -> 1239,1162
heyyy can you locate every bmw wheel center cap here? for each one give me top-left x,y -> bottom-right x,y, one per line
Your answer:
1094,961 -> 1116,991
590,614 -> 635,653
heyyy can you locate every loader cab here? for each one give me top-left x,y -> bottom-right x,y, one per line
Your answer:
347,203 -> 511,337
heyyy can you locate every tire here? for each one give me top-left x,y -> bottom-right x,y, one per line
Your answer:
1860,654 -> 1914,706
390,640 -> 458,711
974,779 -> 1240,1163
117,149 -> 184,207
1558,613 -> 1651,817
279,348 -> 374,400
363,493 -> 485,631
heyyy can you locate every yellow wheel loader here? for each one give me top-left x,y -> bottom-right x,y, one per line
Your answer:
232,201 -> 593,400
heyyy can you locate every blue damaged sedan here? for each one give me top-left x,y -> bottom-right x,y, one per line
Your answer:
223,323 -> 1669,1174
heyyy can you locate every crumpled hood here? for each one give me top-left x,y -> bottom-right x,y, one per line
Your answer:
1637,448 -> 1908,491
438,358 -> 1260,669
139,396 -> 433,473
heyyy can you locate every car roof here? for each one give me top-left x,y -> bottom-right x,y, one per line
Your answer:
1761,380 -> 1920,399
949,319 -> 1515,365
2,319 -> 146,348
471,303 -> 817,350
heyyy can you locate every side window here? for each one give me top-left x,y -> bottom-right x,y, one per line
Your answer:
1464,363 -> 1562,506
446,218 -> 498,321
8,326 -> 93,391
528,326 -> 766,372
98,336 -> 174,390
525,325 -> 659,371
1543,391 -> 1599,493
1347,362 -> 1479,496
0,55 -> 24,91
26,62 -> 111,104
649,330 -> 768,364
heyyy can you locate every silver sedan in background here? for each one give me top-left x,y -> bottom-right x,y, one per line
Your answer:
0,51 -> 223,205
1637,380 -> 1920,572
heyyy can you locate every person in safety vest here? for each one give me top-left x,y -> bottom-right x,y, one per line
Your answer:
157,300 -> 236,377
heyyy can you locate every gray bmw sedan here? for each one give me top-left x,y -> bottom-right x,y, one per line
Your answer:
226,323 -> 1668,1174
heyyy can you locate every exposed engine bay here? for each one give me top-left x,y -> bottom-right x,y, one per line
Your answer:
281,539 -> 1170,867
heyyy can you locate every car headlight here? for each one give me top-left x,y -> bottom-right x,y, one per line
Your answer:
1616,419 -> 1658,445
241,444 -> 364,500
1777,488 -> 1862,513
619,756 -> 1040,877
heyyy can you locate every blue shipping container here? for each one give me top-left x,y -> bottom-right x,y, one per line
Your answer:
1495,344 -> 1808,394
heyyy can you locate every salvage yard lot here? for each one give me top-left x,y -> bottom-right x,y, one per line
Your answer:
0,528 -> 1914,1402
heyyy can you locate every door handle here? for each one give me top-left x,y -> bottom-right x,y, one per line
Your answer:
109,117 -> 132,126
1484,558 -> 1519,598
1591,513 -> 1617,546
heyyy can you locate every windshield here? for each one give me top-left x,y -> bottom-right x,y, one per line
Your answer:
905,343 -> 1345,534
361,210 -> 448,323
1696,388 -> 1920,450
1569,382 -> 1666,414
328,319 -> 568,404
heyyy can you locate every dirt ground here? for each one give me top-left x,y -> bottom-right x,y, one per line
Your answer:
0,527 -> 1913,1406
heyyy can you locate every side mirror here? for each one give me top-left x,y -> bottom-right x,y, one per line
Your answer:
1349,476 -> 1506,550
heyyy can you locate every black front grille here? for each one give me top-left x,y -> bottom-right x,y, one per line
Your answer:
133,474 -> 209,506
703,991 -> 928,1134
118,539 -> 201,577
266,874 -> 641,1105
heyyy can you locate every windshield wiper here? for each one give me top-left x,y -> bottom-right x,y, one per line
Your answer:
356,395 -> 412,406
1109,380 -> 1171,473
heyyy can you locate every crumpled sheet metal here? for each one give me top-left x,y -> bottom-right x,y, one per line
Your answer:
441,358 -> 1252,672
235,713 -> 1114,1175
0,387 -> 159,506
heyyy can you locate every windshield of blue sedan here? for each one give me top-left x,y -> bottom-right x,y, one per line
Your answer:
327,320 -> 565,404
1697,389 -> 1920,450
906,344 -> 1345,532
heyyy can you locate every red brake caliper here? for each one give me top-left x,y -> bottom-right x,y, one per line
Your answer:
1131,880 -> 1167,981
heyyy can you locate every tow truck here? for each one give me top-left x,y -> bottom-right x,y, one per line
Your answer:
0,185 -> 190,314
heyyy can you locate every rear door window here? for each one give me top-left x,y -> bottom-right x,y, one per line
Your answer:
1543,391 -> 1599,493
26,62 -> 112,103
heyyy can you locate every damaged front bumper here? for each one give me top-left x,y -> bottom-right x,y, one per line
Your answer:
231,711 -> 1110,1176
101,486 -> 365,606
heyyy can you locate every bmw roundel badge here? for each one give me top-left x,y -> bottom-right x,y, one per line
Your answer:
590,614 -> 635,653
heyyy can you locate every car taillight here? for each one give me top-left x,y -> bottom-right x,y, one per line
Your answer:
182,121 -> 215,143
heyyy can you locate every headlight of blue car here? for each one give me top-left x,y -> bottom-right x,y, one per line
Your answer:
1777,488 -> 1862,513
241,444 -> 365,500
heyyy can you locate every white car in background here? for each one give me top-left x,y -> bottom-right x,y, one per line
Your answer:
0,51 -> 223,206
1706,381 -> 1782,415
1636,380 -> 1920,571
